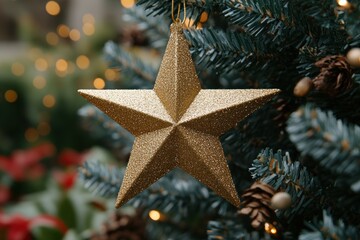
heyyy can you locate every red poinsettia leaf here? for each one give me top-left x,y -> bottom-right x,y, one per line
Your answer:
58,149 -> 86,167
29,215 -> 68,235
53,170 -> 77,190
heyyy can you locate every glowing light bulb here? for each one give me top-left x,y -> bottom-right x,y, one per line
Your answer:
337,0 -> 349,7
149,210 -> 161,221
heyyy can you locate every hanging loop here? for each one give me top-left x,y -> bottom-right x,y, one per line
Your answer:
171,0 -> 186,23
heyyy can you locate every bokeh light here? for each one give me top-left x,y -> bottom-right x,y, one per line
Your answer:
11,62 -> 25,76
46,32 -> 59,45
120,0 -> 135,8
25,128 -> 39,142
38,122 -> 51,136
93,78 -> 105,89
56,59 -> 68,72
69,29 -> 81,41
4,90 -> 18,103
57,24 -> 70,38
45,1 -> 61,16
35,58 -> 49,72
43,95 -> 56,108
105,69 -> 119,81
33,76 -> 47,89
76,55 -> 90,70
83,23 -> 95,36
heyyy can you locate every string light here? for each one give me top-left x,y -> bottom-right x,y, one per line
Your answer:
93,78 -> 105,89
43,95 -> 56,108
120,0 -> 135,8
200,12 -> 209,23
33,76 -> 47,89
337,0 -> 351,8
148,210 -> 161,221
35,58 -> 48,72
4,90 -> 18,103
11,62 -> 25,76
76,55 -> 90,70
264,222 -> 278,235
45,1 -> 61,16
69,29 -> 81,41
46,32 -> 59,45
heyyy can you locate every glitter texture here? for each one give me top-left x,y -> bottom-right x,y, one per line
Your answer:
78,22 -> 280,208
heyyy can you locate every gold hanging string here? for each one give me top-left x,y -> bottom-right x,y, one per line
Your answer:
171,0 -> 186,23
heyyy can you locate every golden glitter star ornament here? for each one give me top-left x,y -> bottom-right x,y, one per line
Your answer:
79,21 -> 279,208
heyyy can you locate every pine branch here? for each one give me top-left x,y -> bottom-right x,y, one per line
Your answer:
250,148 -> 322,222
137,0 -> 219,24
222,0 -> 294,42
79,159 -> 234,219
104,41 -> 156,88
207,219 -> 273,240
184,28 -> 275,71
78,105 -> 134,158
122,7 -> 170,50
299,211 -> 360,240
221,103 -> 298,171
287,105 -> 360,180
78,160 -> 123,198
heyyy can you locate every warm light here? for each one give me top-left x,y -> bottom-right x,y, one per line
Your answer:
25,128 -> 39,142
69,29 -> 81,41
45,1 -> 61,16
33,76 -> 47,89
82,23 -> 95,36
105,69 -> 119,81
38,122 -> 51,136
35,58 -> 48,71
184,18 -> 195,28
4,90 -> 18,103
56,59 -> 68,72
46,32 -> 59,45
93,78 -> 106,89
11,62 -> 25,76
121,0 -> 135,8
149,210 -> 161,221
82,14 -> 95,24
200,12 -> 209,23
337,0 -> 349,7
76,55 -> 90,70
57,24 -> 70,38
43,95 -> 56,108
264,222 -> 277,235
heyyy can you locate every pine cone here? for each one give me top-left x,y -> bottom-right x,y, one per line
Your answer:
238,182 -> 276,229
313,55 -> 353,97
87,211 -> 147,240
272,97 -> 300,128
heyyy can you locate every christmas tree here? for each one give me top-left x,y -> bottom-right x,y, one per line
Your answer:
77,0 -> 360,239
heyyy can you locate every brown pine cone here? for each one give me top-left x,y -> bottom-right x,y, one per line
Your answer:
238,182 -> 276,229
312,55 -> 353,97
88,211 -> 147,240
